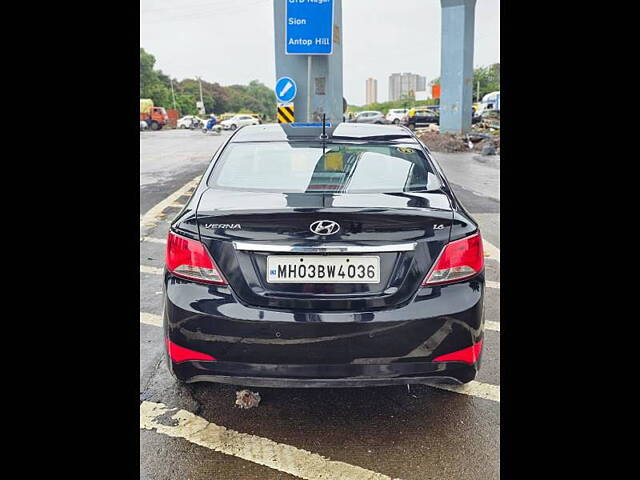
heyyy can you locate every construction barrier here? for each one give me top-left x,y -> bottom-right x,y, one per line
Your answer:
277,103 -> 295,123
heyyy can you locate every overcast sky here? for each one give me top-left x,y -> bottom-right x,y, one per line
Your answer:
140,0 -> 499,105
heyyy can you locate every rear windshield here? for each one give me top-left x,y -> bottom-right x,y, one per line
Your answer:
209,142 -> 442,193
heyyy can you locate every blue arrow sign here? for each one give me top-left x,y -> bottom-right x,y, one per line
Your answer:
286,0 -> 334,55
275,77 -> 297,103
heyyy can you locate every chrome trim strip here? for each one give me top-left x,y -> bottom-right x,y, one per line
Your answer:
232,242 -> 417,253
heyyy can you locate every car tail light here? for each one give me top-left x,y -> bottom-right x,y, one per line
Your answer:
423,232 -> 483,286
166,231 -> 227,284
166,338 -> 216,363
433,340 -> 483,364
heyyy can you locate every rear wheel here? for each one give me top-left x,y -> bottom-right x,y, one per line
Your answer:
150,121 -> 159,130
408,123 -> 416,131
180,125 -> 186,129
230,124 -> 237,130
393,119 -> 400,125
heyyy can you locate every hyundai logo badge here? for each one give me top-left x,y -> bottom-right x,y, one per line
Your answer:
310,220 -> 340,236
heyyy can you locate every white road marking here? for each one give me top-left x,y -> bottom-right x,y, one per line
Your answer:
140,265 -> 163,275
483,239 -> 500,262
486,280 -> 500,289
140,312 -> 163,327
433,380 -> 500,402
141,236 -> 167,244
140,401 -> 397,480
485,320 -> 500,332
140,176 -> 201,229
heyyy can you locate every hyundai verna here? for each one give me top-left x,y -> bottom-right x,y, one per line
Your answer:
163,123 -> 485,387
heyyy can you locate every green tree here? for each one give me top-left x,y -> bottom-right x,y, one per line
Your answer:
140,49 -> 277,120
175,93 -> 198,115
430,63 -> 500,102
140,48 -> 155,96
145,83 -> 171,108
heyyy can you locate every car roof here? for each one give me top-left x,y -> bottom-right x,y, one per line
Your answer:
230,123 -> 418,143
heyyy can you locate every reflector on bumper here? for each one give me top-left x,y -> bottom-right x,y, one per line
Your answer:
433,340 -> 483,364
166,338 -> 217,363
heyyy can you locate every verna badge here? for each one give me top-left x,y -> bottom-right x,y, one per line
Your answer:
310,220 -> 340,236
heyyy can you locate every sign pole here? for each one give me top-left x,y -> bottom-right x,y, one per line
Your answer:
307,56 -> 312,122
274,0 -> 342,125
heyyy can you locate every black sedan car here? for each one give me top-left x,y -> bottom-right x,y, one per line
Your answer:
405,108 -> 440,130
163,123 -> 485,387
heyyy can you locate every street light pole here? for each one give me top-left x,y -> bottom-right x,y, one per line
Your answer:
170,78 -> 177,111
198,76 -> 204,114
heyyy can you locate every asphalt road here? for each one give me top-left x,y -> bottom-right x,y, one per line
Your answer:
140,128 -> 229,214
139,128 -> 500,480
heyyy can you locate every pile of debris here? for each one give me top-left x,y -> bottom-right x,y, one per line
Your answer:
418,132 -> 471,153
473,135 -> 500,155
418,130 -> 500,155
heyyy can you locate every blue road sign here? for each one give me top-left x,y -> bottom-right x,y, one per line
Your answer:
286,0 -> 334,55
275,77 -> 297,103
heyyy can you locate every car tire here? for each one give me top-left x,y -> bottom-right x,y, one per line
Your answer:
230,124 -> 237,130
180,125 -> 186,129
375,121 -> 382,124
150,121 -> 159,130
393,119 -> 400,125
408,123 -> 416,131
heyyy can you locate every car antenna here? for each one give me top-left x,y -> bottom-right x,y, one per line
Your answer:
320,113 -> 328,157
320,113 -> 328,140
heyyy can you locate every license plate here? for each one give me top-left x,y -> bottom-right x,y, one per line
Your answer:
267,255 -> 380,283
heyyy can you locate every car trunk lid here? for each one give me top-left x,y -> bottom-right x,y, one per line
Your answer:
196,188 -> 453,311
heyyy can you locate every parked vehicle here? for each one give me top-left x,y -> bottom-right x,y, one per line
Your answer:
476,91 -> 500,116
140,99 -> 169,130
351,111 -> 386,124
177,115 -> 204,129
140,120 -> 148,131
479,109 -> 500,129
163,123 -> 485,388
220,114 -> 260,130
218,113 -> 237,123
385,108 -> 409,125
404,108 -> 439,130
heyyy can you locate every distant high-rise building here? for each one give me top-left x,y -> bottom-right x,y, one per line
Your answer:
366,78 -> 378,104
388,72 -> 428,101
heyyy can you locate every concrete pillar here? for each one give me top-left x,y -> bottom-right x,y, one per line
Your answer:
273,0 -> 343,124
439,0 -> 476,134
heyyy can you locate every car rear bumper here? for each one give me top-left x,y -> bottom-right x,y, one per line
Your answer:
163,273 -> 484,387
173,361 -> 478,387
